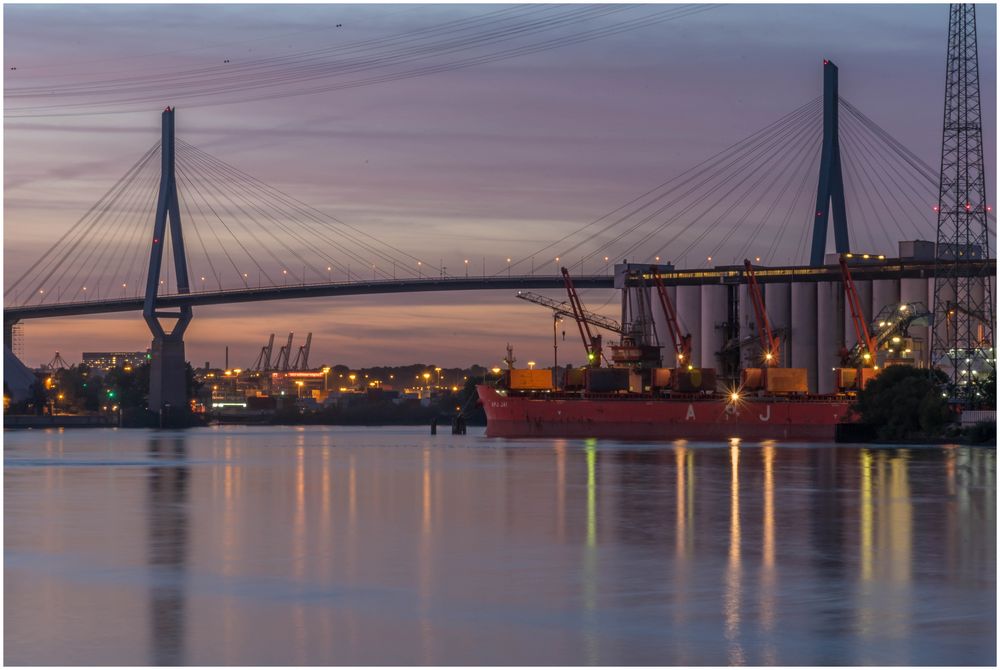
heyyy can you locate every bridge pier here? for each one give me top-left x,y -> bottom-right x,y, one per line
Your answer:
4,318 -> 17,352
148,335 -> 187,413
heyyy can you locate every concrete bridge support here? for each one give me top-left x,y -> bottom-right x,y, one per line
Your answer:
149,336 -> 188,411
4,319 -> 17,352
144,107 -> 193,418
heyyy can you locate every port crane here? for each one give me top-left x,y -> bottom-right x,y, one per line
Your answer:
743,259 -> 780,367
273,332 -> 295,371
515,292 -> 624,335
251,333 -> 275,371
291,332 -> 312,371
650,266 -> 692,366
839,257 -> 878,367
561,267 -> 604,366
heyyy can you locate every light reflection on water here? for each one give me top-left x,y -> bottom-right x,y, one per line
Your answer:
4,426 -> 996,666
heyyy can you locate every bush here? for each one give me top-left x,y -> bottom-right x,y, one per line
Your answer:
852,366 -> 953,440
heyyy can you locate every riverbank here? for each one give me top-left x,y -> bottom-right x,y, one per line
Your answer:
4,414 -> 115,429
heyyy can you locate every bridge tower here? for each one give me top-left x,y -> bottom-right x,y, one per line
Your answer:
809,59 -> 850,267
144,107 -> 193,415
930,4 -> 995,404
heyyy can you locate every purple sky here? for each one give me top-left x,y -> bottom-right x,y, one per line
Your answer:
4,3 -> 996,369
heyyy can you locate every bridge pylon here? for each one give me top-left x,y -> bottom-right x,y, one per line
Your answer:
144,107 -> 193,416
809,59 -> 850,267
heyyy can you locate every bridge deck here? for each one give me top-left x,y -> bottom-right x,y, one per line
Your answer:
4,259 -> 993,322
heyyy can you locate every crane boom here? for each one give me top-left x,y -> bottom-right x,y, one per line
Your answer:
515,291 -> 623,334
252,333 -> 275,371
293,332 -> 312,370
277,332 -> 294,371
839,257 -> 877,365
561,267 -> 602,366
650,266 -> 691,365
743,259 -> 780,366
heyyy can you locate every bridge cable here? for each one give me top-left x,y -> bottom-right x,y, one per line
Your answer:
176,138 -> 438,276
647,103 -> 824,266
554,97 -> 821,270
175,144 -> 367,281
5,141 -> 159,302
175,148 -> 336,284
563,97 -> 822,267
504,95 -> 821,275
173,164 -> 276,287
839,115 -> 930,245
16,143 -> 160,305
593,99 -> 822,268
766,140 -> 821,265
64,153 -> 161,303
726,118 -> 822,262
7,6 -> 717,117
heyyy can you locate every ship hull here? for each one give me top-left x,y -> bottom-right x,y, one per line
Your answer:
477,385 -> 852,441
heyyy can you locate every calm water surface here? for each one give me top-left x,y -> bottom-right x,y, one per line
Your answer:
4,426 -> 996,665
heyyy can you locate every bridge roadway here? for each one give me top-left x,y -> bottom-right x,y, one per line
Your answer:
4,274 -> 614,322
4,258 -> 993,323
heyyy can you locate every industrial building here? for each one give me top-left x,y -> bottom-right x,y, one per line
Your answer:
614,240 -> 994,394
81,350 -> 150,372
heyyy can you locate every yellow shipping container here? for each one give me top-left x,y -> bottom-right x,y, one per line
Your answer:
858,367 -> 879,390
835,367 -> 858,391
741,368 -> 764,390
651,368 -> 672,388
509,368 -> 554,390
764,367 -> 808,394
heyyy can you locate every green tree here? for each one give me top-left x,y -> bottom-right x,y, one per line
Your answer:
852,366 -> 953,440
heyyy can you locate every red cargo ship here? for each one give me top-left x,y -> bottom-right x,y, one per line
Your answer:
477,384 -> 853,441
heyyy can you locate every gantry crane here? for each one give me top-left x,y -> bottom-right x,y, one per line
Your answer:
292,332 -> 312,371
650,265 -> 692,367
251,334 -> 275,371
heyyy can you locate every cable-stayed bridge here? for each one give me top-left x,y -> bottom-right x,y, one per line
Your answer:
4,59 -> 995,410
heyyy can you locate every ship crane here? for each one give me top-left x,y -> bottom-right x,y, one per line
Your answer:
839,256 -> 878,367
650,266 -> 692,366
561,267 -> 604,367
515,292 -> 624,334
743,259 -> 780,367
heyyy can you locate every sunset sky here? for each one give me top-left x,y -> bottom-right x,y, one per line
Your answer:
4,3 -> 996,369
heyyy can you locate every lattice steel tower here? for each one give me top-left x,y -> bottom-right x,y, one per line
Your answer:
931,3 -> 995,403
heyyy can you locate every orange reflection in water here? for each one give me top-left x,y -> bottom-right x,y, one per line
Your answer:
724,440 -> 744,665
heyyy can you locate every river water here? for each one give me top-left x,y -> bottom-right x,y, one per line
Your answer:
4,426 -> 995,666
